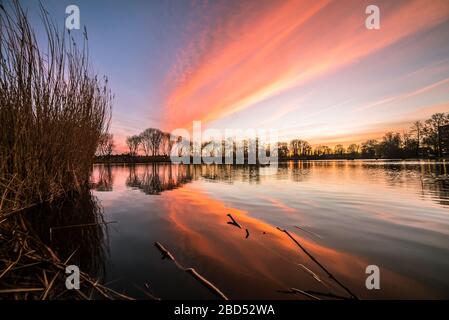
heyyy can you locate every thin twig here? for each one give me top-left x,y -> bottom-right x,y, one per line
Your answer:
294,226 -> 323,239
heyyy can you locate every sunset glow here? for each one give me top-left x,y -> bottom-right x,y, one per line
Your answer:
4,0 -> 449,303
160,0 -> 449,149
25,0 -> 449,151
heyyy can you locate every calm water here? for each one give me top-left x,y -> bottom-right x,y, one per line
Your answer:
88,161 -> 449,299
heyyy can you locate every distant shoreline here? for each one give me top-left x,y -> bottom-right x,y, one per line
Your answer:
94,155 -> 448,164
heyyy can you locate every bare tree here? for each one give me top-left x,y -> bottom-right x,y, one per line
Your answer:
277,142 -> 289,158
381,132 -> 402,158
126,135 -> 141,156
347,144 -> 360,156
300,140 -> 311,156
97,133 -> 115,156
361,139 -> 379,158
314,145 -> 331,156
161,132 -> 173,156
334,144 -> 345,156
410,121 -> 423,156
423,113 -> 449,156
289,139 -> 300,157
140,128 -> 164,156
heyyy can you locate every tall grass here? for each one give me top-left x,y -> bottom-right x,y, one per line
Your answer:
0,1 -> 118,299
0,1 -> 111,215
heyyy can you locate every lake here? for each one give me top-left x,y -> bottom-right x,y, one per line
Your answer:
88,160 -> 449,299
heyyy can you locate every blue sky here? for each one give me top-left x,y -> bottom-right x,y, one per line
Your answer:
17,0 -> 449,151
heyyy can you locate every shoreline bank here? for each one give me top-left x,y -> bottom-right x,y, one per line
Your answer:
94,155 -> 448,164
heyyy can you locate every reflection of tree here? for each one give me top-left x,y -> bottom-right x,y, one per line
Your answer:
91,164 -> 114,191
362,161 -> 449,207
139,169 -> 163,195
126,164 -> 196,195
289,161 -> 312,182
121,161 -> 449,209
200,164 -> 266,184
125,163 -> 313,195
419,163 -> 449,207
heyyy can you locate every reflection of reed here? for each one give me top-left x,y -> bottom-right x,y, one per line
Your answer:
0,190 -> 127,299
26,191 -> 108,277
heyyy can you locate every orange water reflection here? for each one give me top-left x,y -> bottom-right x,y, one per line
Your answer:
92,161 -> 449,299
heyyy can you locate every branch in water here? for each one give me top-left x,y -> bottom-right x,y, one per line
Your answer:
277,227 -> 359,300
226,213 -> 242,229
154,241 -> 229,300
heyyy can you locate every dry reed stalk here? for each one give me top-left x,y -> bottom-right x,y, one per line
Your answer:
0,0 -> 111,214
0,0 -> 118,299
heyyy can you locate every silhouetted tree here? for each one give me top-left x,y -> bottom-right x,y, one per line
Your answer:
334,144 -> 345,156
361,139 -> 379,158
97,133 -> 114,156
347,144 -> 360,157
410,120 -> 423,156
423,113 -> 449,156
277,142 -> 289,158
289,139 -> 300,157
126,135 -> 141,156
160,132 -> 174,156
140,128 -> 163,156
402,132 -> 417,158
381,132 -> 402,158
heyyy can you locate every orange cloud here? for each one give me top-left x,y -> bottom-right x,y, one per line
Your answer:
163,0 -> 449,132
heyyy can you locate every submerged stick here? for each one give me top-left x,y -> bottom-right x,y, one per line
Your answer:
154,241 -> 228,300
277,227 -> 358,300
154,241 -> 175,261
298,264 -> 323,283
185,268 -> 228,300
49,221 -> 117,241
290,288 -> 321,300
0,288 -> 45,293
226,214 -> 242,229
304,290 -> 352,300
294,226 -> 322,239
277,288 -> 320,300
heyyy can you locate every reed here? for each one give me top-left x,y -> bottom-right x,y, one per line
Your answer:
0,0 -> 111,215
0,1 -> 116,299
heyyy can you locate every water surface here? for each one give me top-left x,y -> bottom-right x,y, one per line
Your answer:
90,161 -> 449,299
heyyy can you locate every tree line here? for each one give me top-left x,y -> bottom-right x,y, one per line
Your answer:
96,112 -> 449,160
282,112 -> 449,159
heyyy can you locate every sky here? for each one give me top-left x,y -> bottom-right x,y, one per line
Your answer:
20,0 -> 449,152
